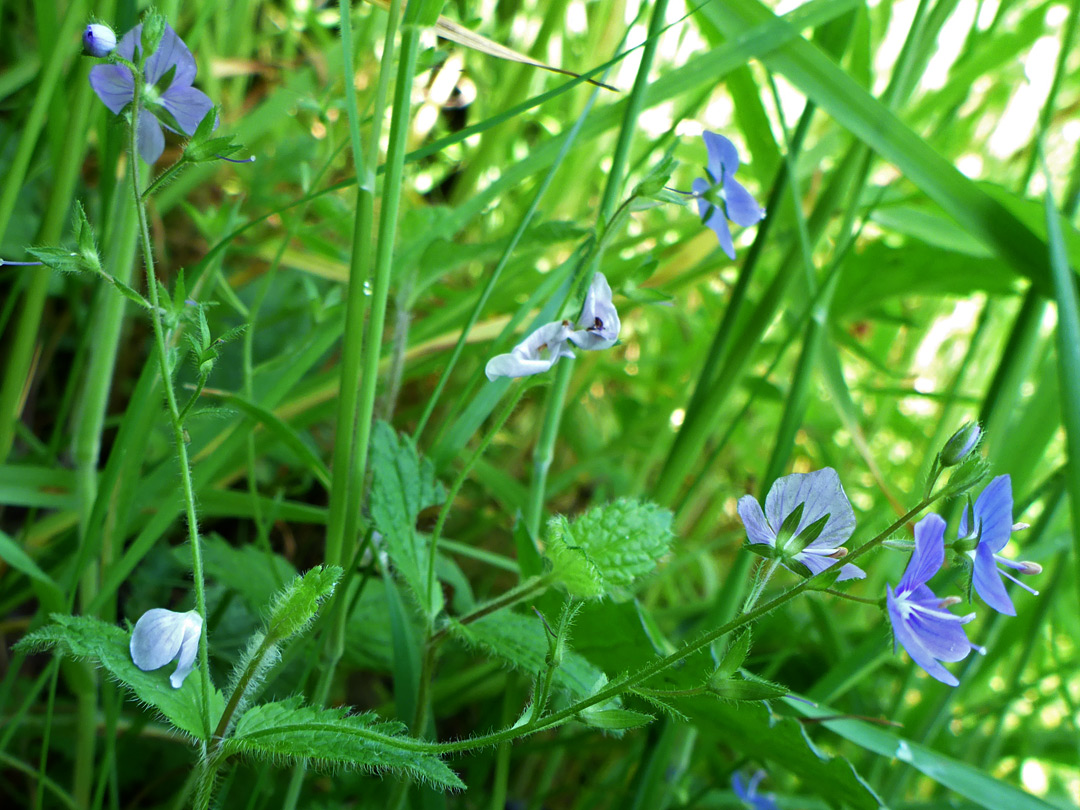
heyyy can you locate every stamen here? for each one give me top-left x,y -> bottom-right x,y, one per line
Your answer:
1018,561 -> 1042,575
828,547 -> 848,559
972,643 -> 987,656
0,259 -> 44,266
937,596 -> 962,608
908,601 -> 974,623
216,154 -> 256,164
999,569 -> 1039,595
1012,522 -> 1030,531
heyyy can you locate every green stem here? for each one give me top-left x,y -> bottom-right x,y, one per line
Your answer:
429,575 -> 552,646
211,633 -> 277,743
129,81 -> 213,744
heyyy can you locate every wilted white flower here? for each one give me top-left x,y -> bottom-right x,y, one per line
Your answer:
485,320 -> 575,380
569,271 -> 620,351
129,608 -> 202,689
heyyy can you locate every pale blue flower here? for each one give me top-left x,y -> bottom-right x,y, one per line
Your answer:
89,23 -> 213,164
568,271 -> 620,351
959,475 -> 1039,616
485,320 -> 575,380
737,468 -> 865,581
887,515 -> 982,686
83,24 -> 116,58
732,771 -> 778,810
130,608 -> 202,689
693,131 -> 766,260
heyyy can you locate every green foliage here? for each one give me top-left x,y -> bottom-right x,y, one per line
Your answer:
15,615 -> 223,741
265,565 -> 341,642
369,420 -> 446,616
451,610 -> 608,701
546,499 -> 674,599
221,698 -> 463,790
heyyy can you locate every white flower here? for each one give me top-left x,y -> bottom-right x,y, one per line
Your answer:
568,271 -> 620,351
485,320 -> 575,380
129,608 -> 203,689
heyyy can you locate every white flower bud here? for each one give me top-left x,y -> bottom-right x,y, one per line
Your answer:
129,608 -> 202,689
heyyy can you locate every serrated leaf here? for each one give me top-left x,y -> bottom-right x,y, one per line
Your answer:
15,614 -> 223,741
545,499 -> 674,600
578,708 -> 654,731
369,421 -> 446,617
451,610 -> 607,701
223,698 -> 462,789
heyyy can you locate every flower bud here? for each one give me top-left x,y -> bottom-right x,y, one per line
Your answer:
82,23 -> 116,58
941,422 -> 981,466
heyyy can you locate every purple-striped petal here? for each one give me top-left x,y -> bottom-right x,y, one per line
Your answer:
89,63 -> 135,115
723,177 -> 766,227
144,23 -> 198,88
737,495 -> 774,547
136,110 -> 166,164
904,585 -> 975,662
115,24 -> 140,61
972,542 -> 1016,615
161,85 -> 214,134
763,468 -> 856,552
835,562 -> 866,582
887,585 -> 960,686
899,514 -> 946,591
569,271 -> 620,351
972,475 -> 1013,552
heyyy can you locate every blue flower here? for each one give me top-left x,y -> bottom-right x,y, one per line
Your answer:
887,515 -> 982,687
959,475 -> 1039,616
130,608 -> 202,689
89,23 -> 213,164
737,468 -> 865,582
568,271 -> 620,351
82,24 -> 117,58
693,131 -> 766,260
485,320 -> 575,380
732,771 -> 778,810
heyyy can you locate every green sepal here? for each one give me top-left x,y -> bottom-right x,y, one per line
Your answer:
139,11 -> 167,65
577,708 -> 654,731
716,631 -> 751,680
709,676 -> 787,702
773,502 -> 805,549
744,542 -> 780,560
25,246 -> 85,274
785,512 -> 831,555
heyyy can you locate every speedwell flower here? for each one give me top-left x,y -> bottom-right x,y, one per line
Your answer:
732,771 -> 778,810
959,474 -> 1039,616
568,271 -> 620,351
89,23 -> 214,164
485,320 -> 575,380
82,24 -> 117,58
887,514 -> 982,687
737,468 -> 865,581
693,131 -> 766,260
129,608 -> 202,689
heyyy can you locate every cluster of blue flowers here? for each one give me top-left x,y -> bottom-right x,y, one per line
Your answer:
737,466 -> 1040,686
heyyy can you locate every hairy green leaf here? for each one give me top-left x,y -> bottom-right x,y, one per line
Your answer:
223,698 -> 462,790
546,499 -> 674,599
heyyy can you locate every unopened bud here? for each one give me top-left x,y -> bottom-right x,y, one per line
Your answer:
941,422 -> 981,466
1018,561 -> 1042,576
828,547 -> 848,559
937,596 -> 962,608
82,23 -> 116,57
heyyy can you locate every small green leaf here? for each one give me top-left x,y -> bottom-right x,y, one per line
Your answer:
546,499 -> 674,600
578,708 -> 654,731
369,421 -> 446,617
710,677 -> 787,702
222,698 -> 462,789
15,614 -> 223,741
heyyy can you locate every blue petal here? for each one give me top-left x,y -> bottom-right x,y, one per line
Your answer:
899,514 -> 945,591
89,64 -> 134,115
886,587 -> 960,686
737,495 -> 774,546
144,23 -> 198,88
835,562 -> 866,582
703,131 -> 740,180
973,542 -> 1016,615
973,475 -> 1013,553
958,503 -> 971,539
723,177 -> 766,227
137,109 -> 166,164
694,178 -> 735,259
731,773 -> 749,801
905,585 -> 975,663
763,468 -> 856,551
162,85 -> 214,135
